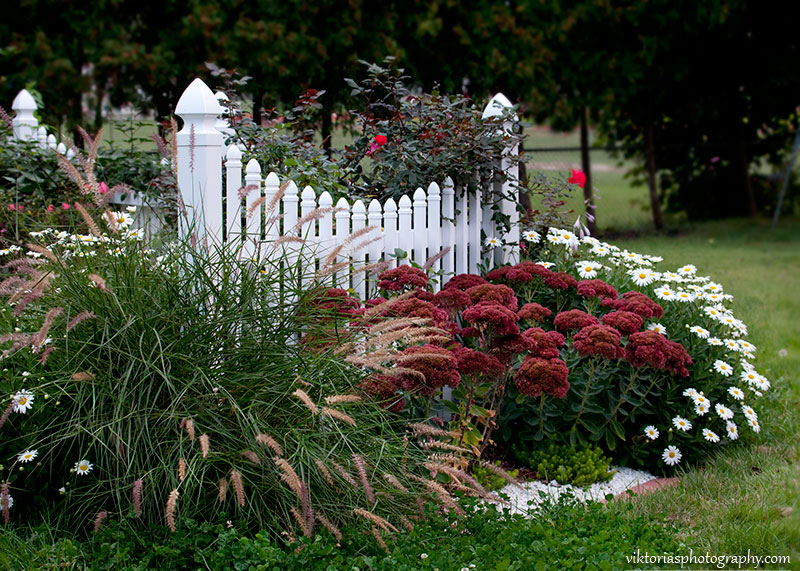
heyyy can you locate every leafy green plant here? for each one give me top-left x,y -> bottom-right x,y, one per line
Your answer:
470,461 -> 519,492
513,442 -> 615,487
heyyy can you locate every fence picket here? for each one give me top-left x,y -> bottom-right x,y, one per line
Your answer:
412,187 -> 427,267
426,182 -> 442,278
243,159 -> 261,261
334,197 -> 350,288
398,195 -> 412,267
352,200 -> 367,299
225,146 -> 242,245
318,191 -> 334,285
367,199 -> 383,295
441,177 -> 455,283
383,198 -> 398,270
455,189 -> 468,275
468,188 -> 482,274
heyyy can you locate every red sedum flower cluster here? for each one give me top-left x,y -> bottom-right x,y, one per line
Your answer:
572,324 -> 625,359
625,330 -> 692,377
517,302 -> 552,324
461,301 -> 520,337
576,279 -> 618,300
602,291 -> 663,320
515,356 -> 570,398
601,310 -> 644,336
553,309 -> 600,331
397,344 -> 461,395
377,265 -> 428,292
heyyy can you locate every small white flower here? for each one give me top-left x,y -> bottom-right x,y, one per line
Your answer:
643,425 -> 659,440
778,348 -> 788,358
753,376 -> 771,392
726,421 -> 738,440
727,387 -> 745,401
112,211 -> 133,228
522,230 -> 541,243
677,264 -> 697,275
126,206 -> 137,214
713,360 -> 733,376
662,446 -> 682,466
647,323 -> 667,336
576,261 -> 602,279
536,261 -> 554,269
748,418 -> 761,433
702,428 -> 720,443
695,402 -> 710,416
672,417 -> 691,432
58,487 -> 66,494
485,237 -> 501,248
420,553 -> 429,560
629,268 -> 658,286
675,290 -> 696,303
707,337 -> 724,347
689,325 -> 710,339
74,459 -> 93,476
682,387 -> 699,398
715,403 -> 734,420
741,404 -> 758,421
17,449 -> 38,463
12,390 -> 34,414
654,285 -> 674,300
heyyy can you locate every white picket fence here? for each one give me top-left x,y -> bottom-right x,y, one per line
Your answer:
8,89 -> 168,234
8,80 -> 521,296
174,78 -> 520,295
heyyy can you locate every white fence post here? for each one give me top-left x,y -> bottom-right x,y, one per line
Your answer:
412,187 -> 427,267
351,199 -> 367,299
175,78 -> 224,245
11,90 -> 39,141
441,177 -> 455,283
243,159 -> 262,261
383,198 -> 398,271
483,92 -> 520,265
367,199 -> 383,295
225,145 -> 243,245
334,197 -> 350,288
426,182 -> 442,280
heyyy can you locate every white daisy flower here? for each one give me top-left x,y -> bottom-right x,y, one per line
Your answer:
112,211 -> 133,228
677,264 -> 697,275
661,271 -> 682,282
715,403 -> 734,420
126,205 -> 137,214
703,281 -> 723,292
675,290 -> 696,303
713,360 -> 733,376
591,244 -> 611,257
536,261 -> 554,269
748,418 -> 761,433
692,393 -> 710,406
682,387 -> 699,398
725,421 -> 738,440
12,390 -> 34,414
702,428 -> 720,443
654,285 -> 674,300
753,376 -> 771,392
662,446 -> 682,466
647,323 -> 667,336
741,405 -> 757,421
74,459 -> 93,476
740,370 -> 759,385
723,338 -> 740,352
738,340 -> 756,353
672,417 -> 692,431
17,449 -> 38,463
522,230 -> 541,243
695,402 -> 710,416
644,425 -> 660,440
689,325 -> 710,339
485,237 -> 501,248
629,268 -> 658,286
703,306 -> 724,320
576,261 -> 603,279
727,387 -> 745,401
707,337 -> 724,347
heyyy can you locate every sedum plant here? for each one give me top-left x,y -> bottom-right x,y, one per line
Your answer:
512,443 -> 615,487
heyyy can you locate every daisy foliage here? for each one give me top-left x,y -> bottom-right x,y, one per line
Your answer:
511,229 -> 772,470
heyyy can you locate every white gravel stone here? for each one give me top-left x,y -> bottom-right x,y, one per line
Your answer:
489,466 -> 657,516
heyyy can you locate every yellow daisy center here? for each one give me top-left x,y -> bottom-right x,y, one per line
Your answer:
18,396 -> 27,405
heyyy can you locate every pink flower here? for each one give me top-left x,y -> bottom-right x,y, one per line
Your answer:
569,169 -> 586,188
62,203 -> 71,210
47,204 -> 54,213
8,204 -> 15,211
98,181 -> 109,194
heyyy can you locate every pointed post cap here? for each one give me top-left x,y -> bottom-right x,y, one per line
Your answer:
12,89 -> 37,112
176,78 -> 223,117
482,92 -> 514,120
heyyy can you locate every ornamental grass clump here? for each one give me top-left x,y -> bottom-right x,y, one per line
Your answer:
0,200 -> 455,539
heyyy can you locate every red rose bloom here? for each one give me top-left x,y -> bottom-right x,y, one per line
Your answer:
377,265 -> 428,292
443,273 -> 488,291
572,324 -> 625,359
461,301 -> 520,337
522,327 -> 566,359
569,169 -> 586,188
517,302 -> 553,324
602,291 -> 664,320
515,356 -> 570,398
465,283 -> 518,311
601,310 -> 643,336
397,344 -> 461,395
451,345 -> 505,378
576,279 -> 618,300
553,309 -> 600,331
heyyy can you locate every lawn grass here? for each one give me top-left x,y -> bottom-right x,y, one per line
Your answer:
607,218 -> 800,569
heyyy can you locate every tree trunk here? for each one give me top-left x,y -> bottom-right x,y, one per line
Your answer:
579,107 -> 598,235
321,102 -> 333,158
645,122 -> 665,230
